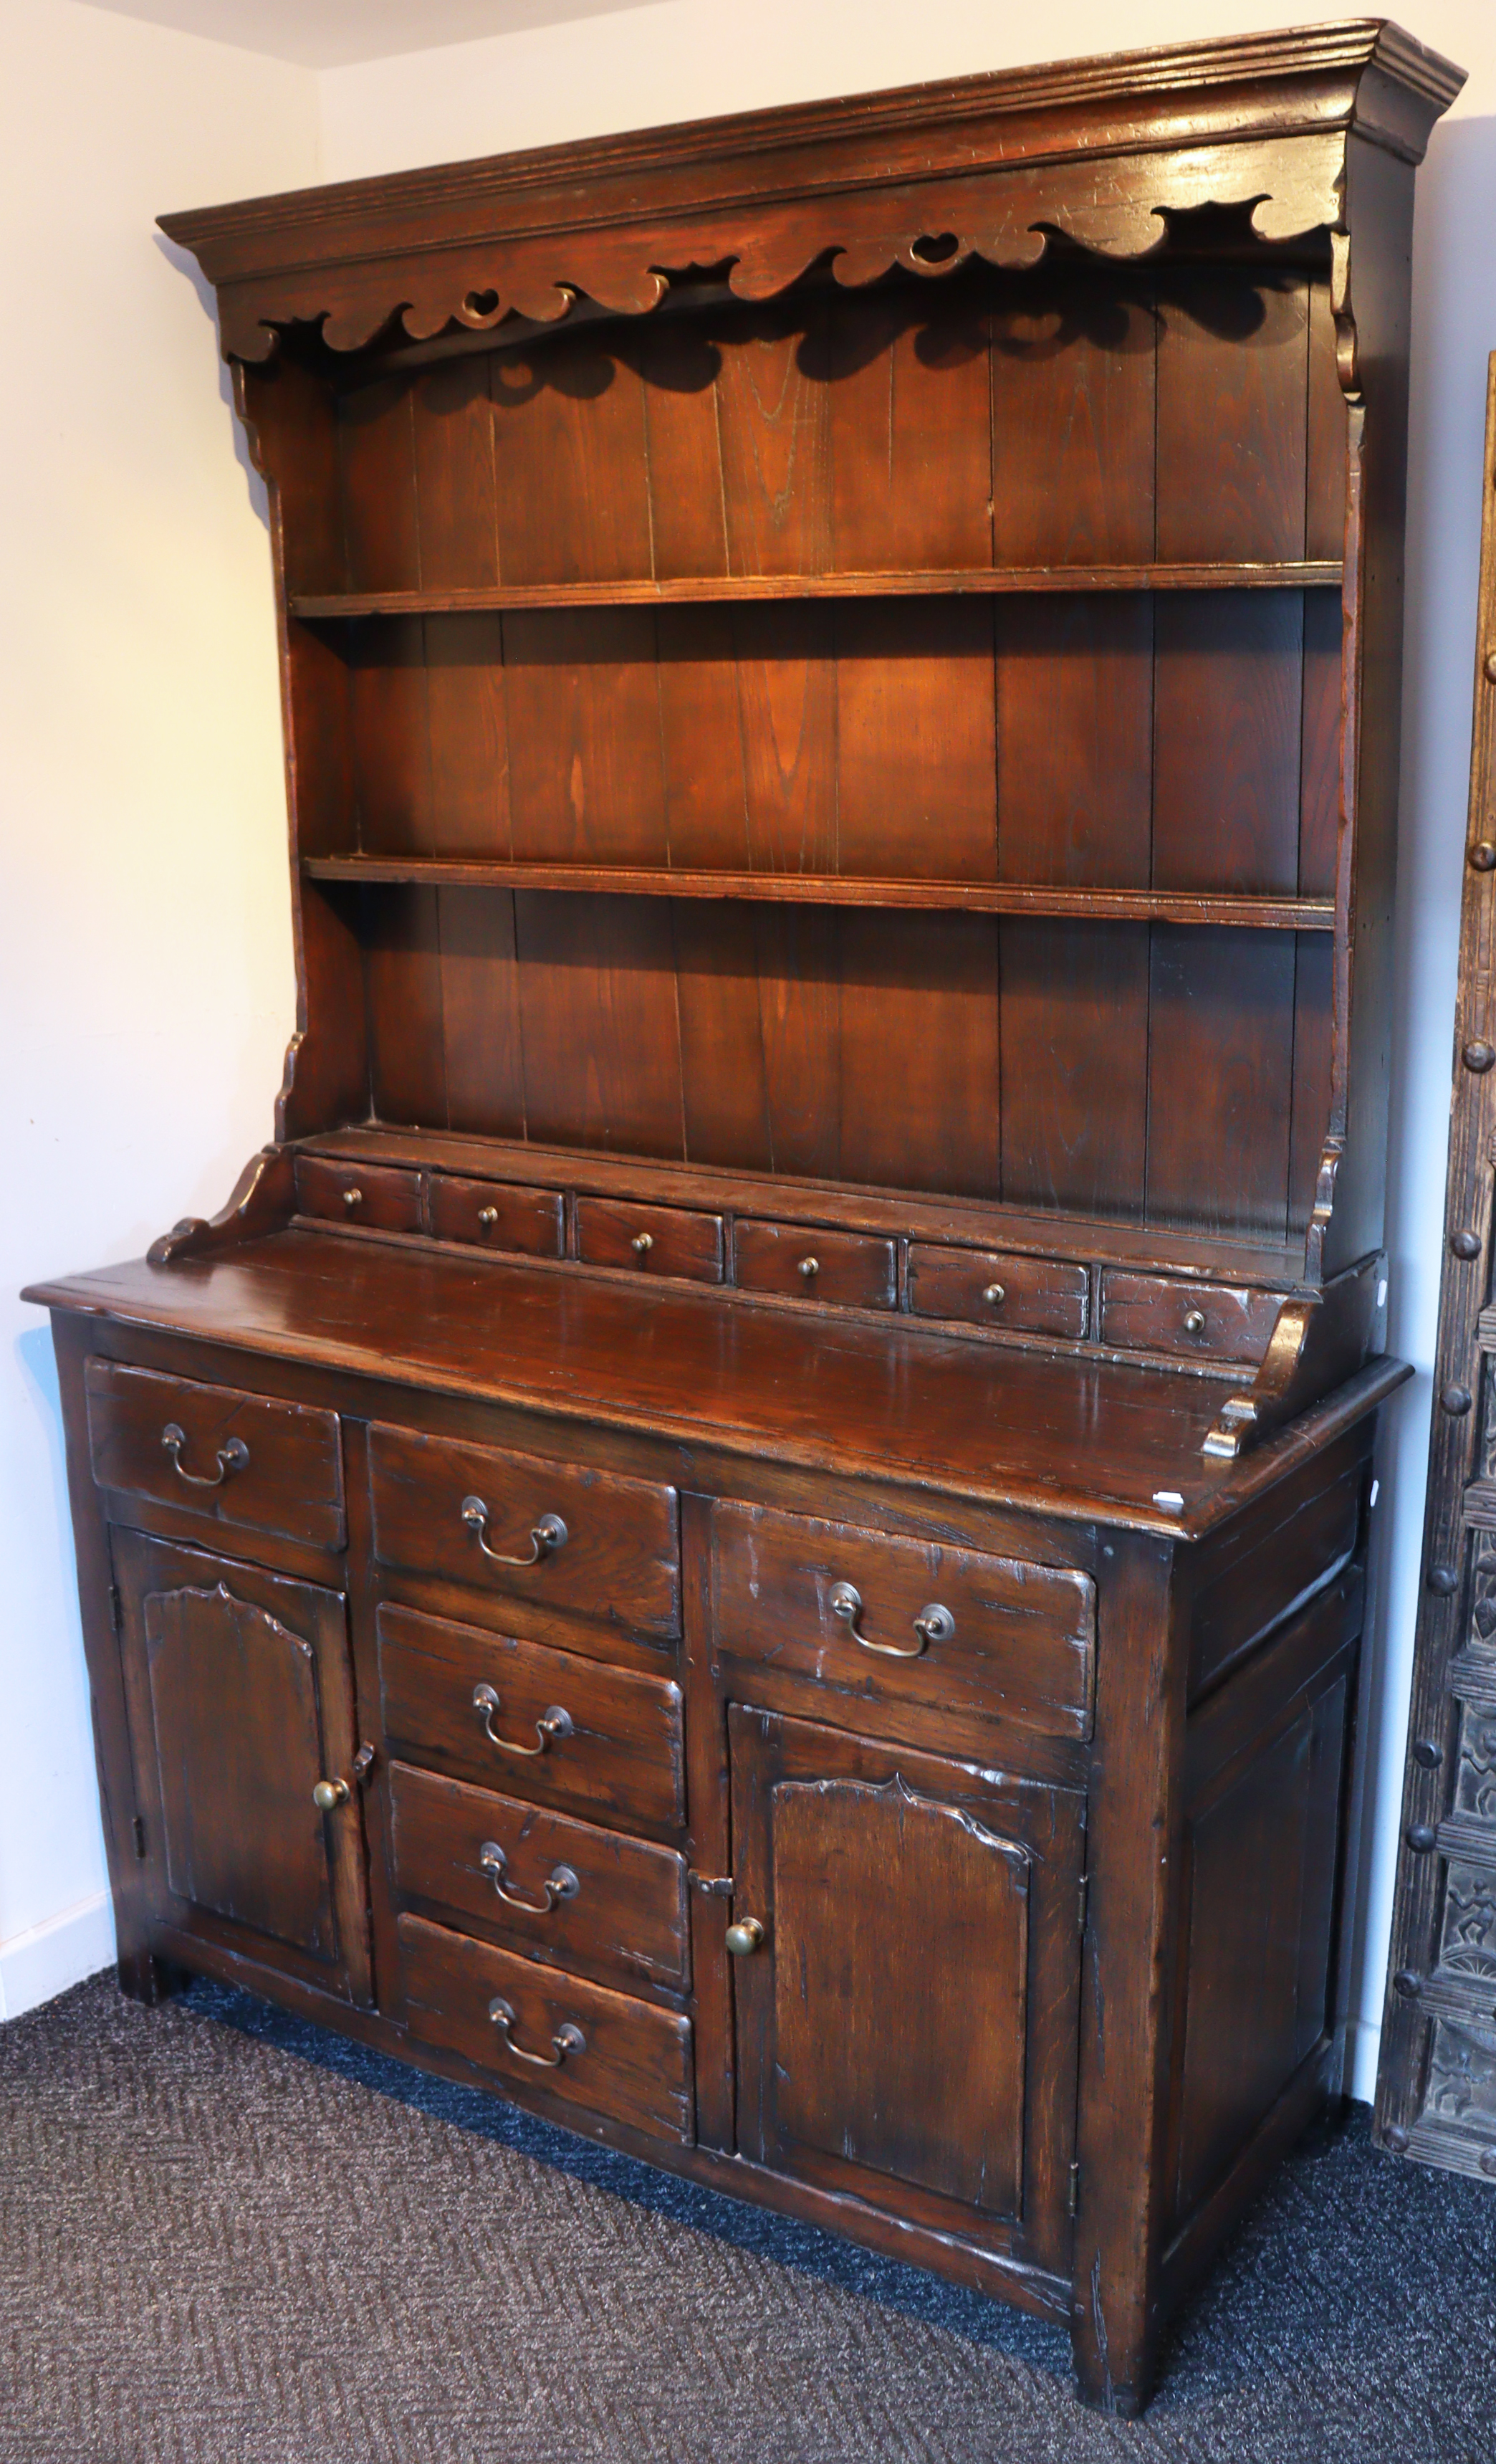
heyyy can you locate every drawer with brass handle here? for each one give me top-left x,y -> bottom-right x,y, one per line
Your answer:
85,1359 -> 345,1551
426,1173 -> 565,1257
368,1423 -> 680,1638
398,1913 -> 694,2142
294,1153 -> 423,1232
906,1243 -> 1089,1340
1098,1270 -> 1288,1366
575,1194 -> 724,1284
388,1759 -> 689,1990
712,1501 -> 1096,1742
734,1219 -> 896,1310
377,1603 -> 685,1829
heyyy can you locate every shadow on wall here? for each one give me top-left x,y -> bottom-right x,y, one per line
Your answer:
155,231 -> 270,527
15,1325 -> 75,1614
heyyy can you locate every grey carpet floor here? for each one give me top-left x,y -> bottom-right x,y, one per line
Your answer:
1,1973 -> 1494,2463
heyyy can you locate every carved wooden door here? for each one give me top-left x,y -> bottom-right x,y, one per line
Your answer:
1378,360 -> 1496,2174
112,1528 -> 373,2004
727,1705 -> 1084,2270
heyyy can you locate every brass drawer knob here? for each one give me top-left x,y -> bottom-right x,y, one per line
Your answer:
312,1777 -> 349,1811
631,1231 -> 654,1256
161,1422 -> 249,1489
461,1496 -> 567,1567
1184,1309 -> 1207,1336
342,1186 -> 363,1209
984,1282 -> 1006,1307
477,1205 -> 499,1228
725,1917 -> 764,1957
798,1256 -> 820,1280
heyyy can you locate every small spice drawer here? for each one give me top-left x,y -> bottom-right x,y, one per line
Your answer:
1098,1271 -> 1288,1366
734,1220 -> 896,1309
85,1359 -> 345,1550
712,1501 -> 1096,1743
295,1154 -> 423,1232
368,1423 -> 680,1640
388,1759 -> 689,1992
428,1174 -> 564,1257
378,1603 -> 686,1830
575,1195 -> 724,1283
399,1912 -> 694,2143
908,1244 -> 1089,1339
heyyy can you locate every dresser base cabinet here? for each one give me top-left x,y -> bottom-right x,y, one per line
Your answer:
32,1293 -> 1390,2414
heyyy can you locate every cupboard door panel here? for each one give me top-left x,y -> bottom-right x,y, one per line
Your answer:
729,1707 -> 1083,2265
773,1774 -> 1029,2210
112,1529 -> 370,2004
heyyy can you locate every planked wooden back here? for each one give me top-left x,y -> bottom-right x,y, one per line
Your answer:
267,253 -> 1343,1240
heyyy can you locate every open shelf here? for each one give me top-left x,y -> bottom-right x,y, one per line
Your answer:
302,854 -> 1336,931
289,561 -> 1343,620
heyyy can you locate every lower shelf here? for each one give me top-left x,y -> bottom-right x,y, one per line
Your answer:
302,853 -> 1335,931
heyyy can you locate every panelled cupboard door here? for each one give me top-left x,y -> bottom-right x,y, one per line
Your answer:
112,1529 -> 373,2005
728,1706 -> 1083,2271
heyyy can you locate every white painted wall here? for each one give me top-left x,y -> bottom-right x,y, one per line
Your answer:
6,0 -> 1495,2108
0,0 -> 317,2015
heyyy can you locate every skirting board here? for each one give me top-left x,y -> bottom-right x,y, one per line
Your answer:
0,1891 -> 114,2022
1346,2016 -> 1381,2105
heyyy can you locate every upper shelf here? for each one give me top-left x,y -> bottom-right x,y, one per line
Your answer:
302,854 -> 1335,930
289,561 -> 1343,621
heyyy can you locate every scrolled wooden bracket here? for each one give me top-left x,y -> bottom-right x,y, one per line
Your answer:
1303,1137 -> 1345,1284
146,1146 -> 295,1267
1201,1254 -> 1385,1461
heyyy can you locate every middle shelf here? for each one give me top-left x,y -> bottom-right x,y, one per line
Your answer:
301,855 -> 1336,931
288,562 -> 1343,620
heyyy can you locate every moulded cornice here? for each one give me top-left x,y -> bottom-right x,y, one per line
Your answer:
158,18 -> 1464,363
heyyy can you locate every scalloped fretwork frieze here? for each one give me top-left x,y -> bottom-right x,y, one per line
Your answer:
158,22 -> 1463,366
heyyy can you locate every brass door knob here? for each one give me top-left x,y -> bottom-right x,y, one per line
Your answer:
1184,1309 -> 1207,1336
983,1283 -> 1006,1307
797,1256 -> 820,1280
342,1187 -> 363,1210
312,1777 -> 349,1810
631,1231 -> 653,1255
725,1917 -> 764,1956
477,1205 -> 499,1227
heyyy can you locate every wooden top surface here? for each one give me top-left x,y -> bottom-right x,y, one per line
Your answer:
25,1233 -> 1406,1539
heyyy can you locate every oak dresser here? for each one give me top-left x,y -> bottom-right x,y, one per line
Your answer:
24,20 -> 1462,2412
